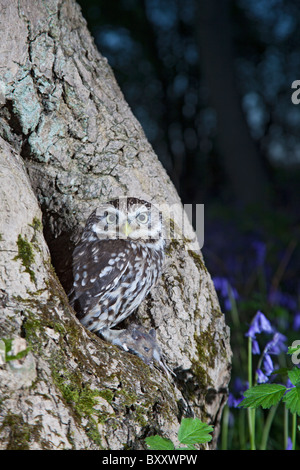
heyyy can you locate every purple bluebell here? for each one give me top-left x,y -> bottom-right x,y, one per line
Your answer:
246,311 -> 273,339
228,378 -> 248,407
213,277 -> 239,311
286,377 -> 294,388
213,277 -> 229,298
265,332 -> 287,355
229,285 -> 239,300
256,369 -> 269,384
224,298 -> 231,311
227,392 -> 244,408
259,312 -> 274,335
286,437 -> 293,450
228,393 -> 243,408
252,339 -> 260,355
256,333 -> 287,383
263,354 -> 274,376
232,377 -> 246,393
293,312 -> 300,331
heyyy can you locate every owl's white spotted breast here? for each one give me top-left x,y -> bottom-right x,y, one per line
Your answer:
70,198 -> 165,334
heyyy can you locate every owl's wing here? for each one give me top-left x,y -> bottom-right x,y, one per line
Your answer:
71,239 -> 130,314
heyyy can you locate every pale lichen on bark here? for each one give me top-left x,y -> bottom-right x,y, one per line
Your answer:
0,0 -> 231,449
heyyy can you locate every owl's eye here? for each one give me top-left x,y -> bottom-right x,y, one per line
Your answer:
136,212 -> 149,224
106,213 -> 118,224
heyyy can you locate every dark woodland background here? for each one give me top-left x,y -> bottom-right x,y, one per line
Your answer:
77,0 -> 300,448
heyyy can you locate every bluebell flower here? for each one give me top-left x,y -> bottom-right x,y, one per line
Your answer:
227,393 -> 244,408
224,298 -> 231,311
213,277 -> 229,298
286,377 -> 294,389
256,333 -> 287,384
227,393 -> 235,407
293,312 -> 300,331
229,285 -> 239,300
259,312 -> 274,335
232,377 -> 246,393
228,393 -> 243,408
263,354 -> 274,376
256,369 -> 269,384
213,277 -> 239,311
286,437 -> 293,450
265,332 -> 287,355
246,311 -> 273,339
228,378 -> 248,407
252,339 -> 260,355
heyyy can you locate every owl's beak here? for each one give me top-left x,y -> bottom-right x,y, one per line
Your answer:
121,220 -> 133,237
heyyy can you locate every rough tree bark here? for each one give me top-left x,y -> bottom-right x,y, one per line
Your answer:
0,0 -> 231,450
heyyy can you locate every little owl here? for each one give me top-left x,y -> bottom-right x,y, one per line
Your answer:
70,197 -> 171,373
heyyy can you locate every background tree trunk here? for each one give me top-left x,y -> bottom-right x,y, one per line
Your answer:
197,0 -> 268,207
0,0 -> 231,449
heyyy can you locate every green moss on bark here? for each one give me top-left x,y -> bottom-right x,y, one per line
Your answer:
14,234 -> 36,284
0,414 -> 42,450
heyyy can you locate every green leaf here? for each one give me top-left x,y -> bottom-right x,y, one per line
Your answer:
288,368 -> 300,386
175,444 -> 196,450
283,387 -> 300,416
270,367 -> 288,377
177,418 -> 213,445
238,384 -> 286,409
288,345 -> 300,355
145,435 -> 175,450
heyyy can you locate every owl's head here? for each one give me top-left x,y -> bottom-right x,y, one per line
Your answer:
84,197 -> 163,242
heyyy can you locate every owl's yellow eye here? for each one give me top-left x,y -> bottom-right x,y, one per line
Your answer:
136,212 -> 149,224
106,213 -> 118,224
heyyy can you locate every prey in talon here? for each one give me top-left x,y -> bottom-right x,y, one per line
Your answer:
102,323 -> 174,377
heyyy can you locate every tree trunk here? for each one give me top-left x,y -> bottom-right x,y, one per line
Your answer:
197,0 -> 268,207
0,0 -> 231,450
